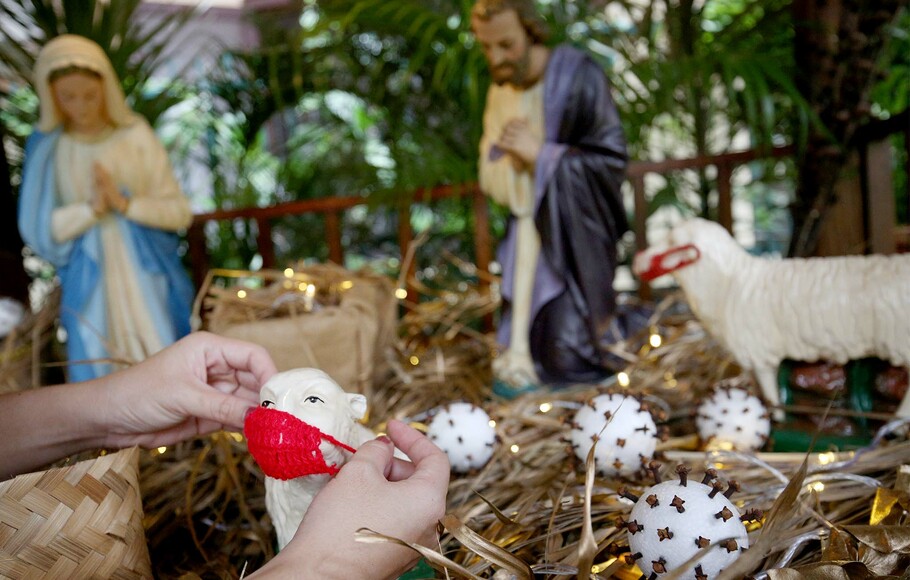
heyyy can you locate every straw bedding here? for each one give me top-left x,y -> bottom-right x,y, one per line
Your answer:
140,270 -> 908,578
4,264 -> 908,578
0,286 -> 59,395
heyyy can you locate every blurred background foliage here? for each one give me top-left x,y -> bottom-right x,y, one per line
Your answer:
0,0 -> 907,277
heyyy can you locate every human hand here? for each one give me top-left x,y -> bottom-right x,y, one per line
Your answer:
97,331 -> 277,449
497,118 -> 541,171
255,420 -> 450,579
93,162 -> 129,213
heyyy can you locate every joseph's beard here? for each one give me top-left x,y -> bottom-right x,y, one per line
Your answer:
491,45 -> 532,86
493,63 -> 529,86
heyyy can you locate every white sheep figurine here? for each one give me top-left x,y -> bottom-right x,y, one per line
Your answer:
633,217 -> 910,418
249,368 -> 380,549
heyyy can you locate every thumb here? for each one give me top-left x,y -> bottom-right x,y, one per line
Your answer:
349,435 -> 395,479
189,387 -> 254,430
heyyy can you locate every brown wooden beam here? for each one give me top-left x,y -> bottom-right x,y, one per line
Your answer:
716,162 -> 733,233
325,212 -> 343,265
256,217 -> 275,270
629,174 -> 650,301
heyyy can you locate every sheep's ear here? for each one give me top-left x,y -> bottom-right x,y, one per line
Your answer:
347,394 -> 367,420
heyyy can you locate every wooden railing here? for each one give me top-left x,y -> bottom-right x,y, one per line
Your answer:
186,145 -> 794,294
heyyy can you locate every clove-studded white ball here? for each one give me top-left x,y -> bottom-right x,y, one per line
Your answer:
569,393 -> 658,477
624,468 -> 755,579
696,386 -> 770,452
427,402 -> 497,472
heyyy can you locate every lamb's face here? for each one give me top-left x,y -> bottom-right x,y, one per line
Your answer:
633,218 -> 708,282
671,218 -> 744,281
259,368 -> 367,437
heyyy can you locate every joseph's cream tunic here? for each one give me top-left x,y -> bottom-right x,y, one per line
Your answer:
478,80 -> 544,366
478,80 -> 544,218
51,120 -> 192,365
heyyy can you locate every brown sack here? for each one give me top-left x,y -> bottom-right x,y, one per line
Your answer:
199,264 -> 397,397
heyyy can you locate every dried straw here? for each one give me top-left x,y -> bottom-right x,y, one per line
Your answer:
0,286 -> 60,394
132,271 -> 910,578
195,264 -> 362,334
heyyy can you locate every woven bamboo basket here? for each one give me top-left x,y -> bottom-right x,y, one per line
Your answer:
0,446 -> 152,579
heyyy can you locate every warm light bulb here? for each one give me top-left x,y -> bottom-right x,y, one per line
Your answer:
809,481 -> 825,493
157,446 -> 167,455
539,402 -> 553,413
237,290 -> 247,299
617,372 -> 630,387
340,280 -> 354,290
395,288 -> 409,299
284,268 -> 294,278
409,355 -> 419,366
488,420 -> 497,428
649,333 -> 662,348
510,444 -> 520,453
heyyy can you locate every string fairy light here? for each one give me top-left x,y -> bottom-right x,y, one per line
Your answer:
649,332 -> 662,348
617,371 -> 631,387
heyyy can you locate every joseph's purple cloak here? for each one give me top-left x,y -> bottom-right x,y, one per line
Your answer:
495,44 -> 629,384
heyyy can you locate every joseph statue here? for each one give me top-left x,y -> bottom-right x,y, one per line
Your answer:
472,0 -> 629,387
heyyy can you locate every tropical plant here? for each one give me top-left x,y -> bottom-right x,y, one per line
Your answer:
0,0 -> 194,119
789,0 -> 909,256
164,3 -> 500,273
297,0 -> 814,228
873,10 -> 909,225
0,0 -> 195,177
306,0 -> 907,254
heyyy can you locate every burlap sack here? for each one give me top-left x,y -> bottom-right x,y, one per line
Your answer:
0,447 -> 152,579
202,265 -> 397,397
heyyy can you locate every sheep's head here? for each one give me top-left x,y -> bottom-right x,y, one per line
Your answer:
633,218 -> 743,284
258,368 -> 367,436
245,368 -> 366,480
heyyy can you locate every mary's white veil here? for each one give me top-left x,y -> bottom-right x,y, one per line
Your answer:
33,34 -> 140,132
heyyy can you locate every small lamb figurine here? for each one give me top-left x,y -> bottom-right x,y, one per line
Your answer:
244,368 -> 379,549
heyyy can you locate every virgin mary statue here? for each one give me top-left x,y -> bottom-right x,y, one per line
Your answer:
18,34 -> 194,382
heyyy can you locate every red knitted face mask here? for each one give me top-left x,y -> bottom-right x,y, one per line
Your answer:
244,406 -> 357,481
633,243 -> 701,281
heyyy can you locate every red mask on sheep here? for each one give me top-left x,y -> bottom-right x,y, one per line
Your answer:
633,244 -> 701,281
244,406 -> 357,480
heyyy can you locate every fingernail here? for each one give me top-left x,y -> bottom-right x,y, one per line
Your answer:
375,434 -> 392,446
